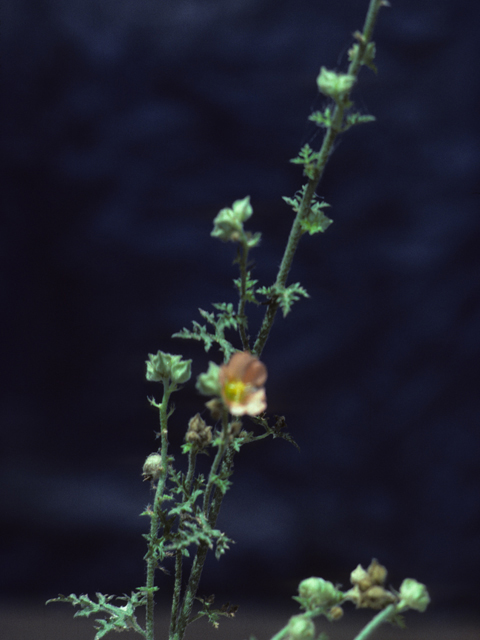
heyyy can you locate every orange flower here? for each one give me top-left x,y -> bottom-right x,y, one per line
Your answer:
219,351 -> 267,416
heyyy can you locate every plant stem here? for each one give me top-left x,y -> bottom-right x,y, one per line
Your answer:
352,603 -> 396,640
173,444 -> 236,640
202,410 -> 228,517
237,240 -> 251,350
253,0 -> 386,357
170,449 -> 198,638
270,625 -> 290,640
145,382 -> 173,640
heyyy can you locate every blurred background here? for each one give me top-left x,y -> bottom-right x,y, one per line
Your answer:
1,0 -> 480,636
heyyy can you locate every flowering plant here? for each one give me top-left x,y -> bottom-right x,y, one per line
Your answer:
47,1 -> 430,639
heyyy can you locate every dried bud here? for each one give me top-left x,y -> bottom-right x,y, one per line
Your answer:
350,564 -> 371,590
230,421 -> 243,436
367,559 -> 388,585
399,579 -> 430,613
205,398 -> 224,421
142,453 -> 163,482
344,585 -> 361,606
185,413 -> 212,449
359,586 -> 396,610
328,606 -> 344,621
287,615 -> 315,640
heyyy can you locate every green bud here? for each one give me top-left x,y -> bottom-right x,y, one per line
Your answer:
231,196 -> 253,221
316,67 -> 356,100
146,351 -> 192,385
196,361 -> 221,396
298,577 -> 341,609
287,615 -> 315,640
399,579 -> 430,612
211,196 -> 253,243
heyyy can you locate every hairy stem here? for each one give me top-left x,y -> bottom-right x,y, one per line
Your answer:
145,383 -> 173,640
237,240 -> 251,350
170,449 -> 198,638
173,444 -> 236,640
253,0 -> 386,357
202,410 -> 229,517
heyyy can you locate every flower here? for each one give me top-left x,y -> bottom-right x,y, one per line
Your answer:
219,351 -> 267,416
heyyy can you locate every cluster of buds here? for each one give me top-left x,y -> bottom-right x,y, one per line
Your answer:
185,413 -> 212,450
345,559 -> 396,610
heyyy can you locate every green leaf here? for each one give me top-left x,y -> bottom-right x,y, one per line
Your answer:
290,144 -> 320,179
46,592 -> 147,638
233,273 -> 259,305
348,40 -> 377,73
282,184 -> 309,214
279,283 -> 309,317
299,201 -> 333,235
191,596 -> 239,629
342,112 -> 376,132
173,304 -> 237,360
308,107 -> 332,129
250,414 -> 300,450
257,283 -> 309,317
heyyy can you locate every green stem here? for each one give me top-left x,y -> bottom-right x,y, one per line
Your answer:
237,240 -> 250,350
202,410 -> 229,517
145,382 -> 173,640
173,444 -> 236,640
253,0 -> 385,357
170,449 -> 198,638
352,603 -> 397,640
270,626 -> 290,640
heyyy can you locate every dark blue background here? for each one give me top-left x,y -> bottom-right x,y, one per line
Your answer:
2,0 -> 479,616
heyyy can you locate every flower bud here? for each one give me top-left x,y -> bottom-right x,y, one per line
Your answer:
146,351 -> 191,385
211,196 -> 253,243
367,559 -> 388,585
287,615 -> 315,640
298,577 -> 341,609
142,453 -> 163,481
360,586 -> 396,610
229,421 -> 242,436
196,362 -> 221,396
316,67 -> 356,101
185,413 -> 212,449
350,564 -> 371,590
328,606 -> 344,621
205,398 -> 224,420
399,579 -> 430,612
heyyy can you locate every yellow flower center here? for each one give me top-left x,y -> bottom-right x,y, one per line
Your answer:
223,379 -> 248,403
